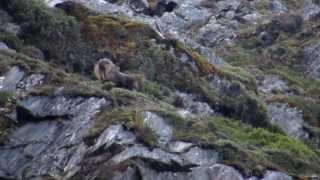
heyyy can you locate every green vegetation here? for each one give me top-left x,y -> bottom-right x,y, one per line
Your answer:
173,116 -> 316,158
1,0 -> 79,41
170,115 -> 320,176
0,115 -> 10,145
0,92 -> 15,145
0,0 -> 319,177
0,91 -> 14,107
0,0 -> 89,73
219,65 -> 258,94
79,14 -> 156,57
141,80 -> 171,100
0,31 -> 23,50
242,36 -> 265,49
84,94 -> 319,176
211,12 -> 320,175
86,102 -> 320,176
175,42 -> 217,75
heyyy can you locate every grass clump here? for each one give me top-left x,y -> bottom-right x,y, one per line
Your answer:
175,42 -> 217,75
0,91 -> 15,107
219,65 -> 258,94
161,114 -> 320,176
214,45 -> 254,66
80,14 -> 156,57
141,81 -> 171,100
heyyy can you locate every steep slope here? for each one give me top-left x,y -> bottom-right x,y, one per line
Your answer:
0,0 -> 319,179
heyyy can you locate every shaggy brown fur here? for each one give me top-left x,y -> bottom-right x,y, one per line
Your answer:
94,58 -> 120,82
94,58 -> 140,90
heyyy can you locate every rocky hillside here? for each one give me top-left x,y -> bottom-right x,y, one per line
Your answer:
0,0 -> 319,179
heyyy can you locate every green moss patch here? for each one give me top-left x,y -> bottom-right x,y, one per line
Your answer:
0,91 -> 15,107
167,115 -> 320,176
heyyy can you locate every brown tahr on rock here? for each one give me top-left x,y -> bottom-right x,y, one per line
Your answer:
94,58 -> 140,90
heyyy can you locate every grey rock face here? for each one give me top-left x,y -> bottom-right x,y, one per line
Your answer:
175,92 -> 216,118
242,12 -> 263,24
304,41 -> 320,80
0,66 -> 45,93
17,96 -> 107,121
207,164 -> 244,180
258,74 -> 288,94
109,143 -> 218,174
196,17 -> 236,47
268,0 -> 288,14
267,103 -> 309,139
215,0 -> 241,11
0,66 -> 25,92
0,95 -> 108,179
302,0 -> 320,20
135,162 -> 244,180
262,171 -> 293,180
90,124 -> 136,153
17,74 -> 45,90
181,147 -> 219,166
167,141 -> 193,153
141,111 -> 173,145
0,42 -> 9,50
111,144 -> 185,165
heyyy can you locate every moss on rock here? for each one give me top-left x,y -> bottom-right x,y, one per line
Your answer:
168,114 -> 320,176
